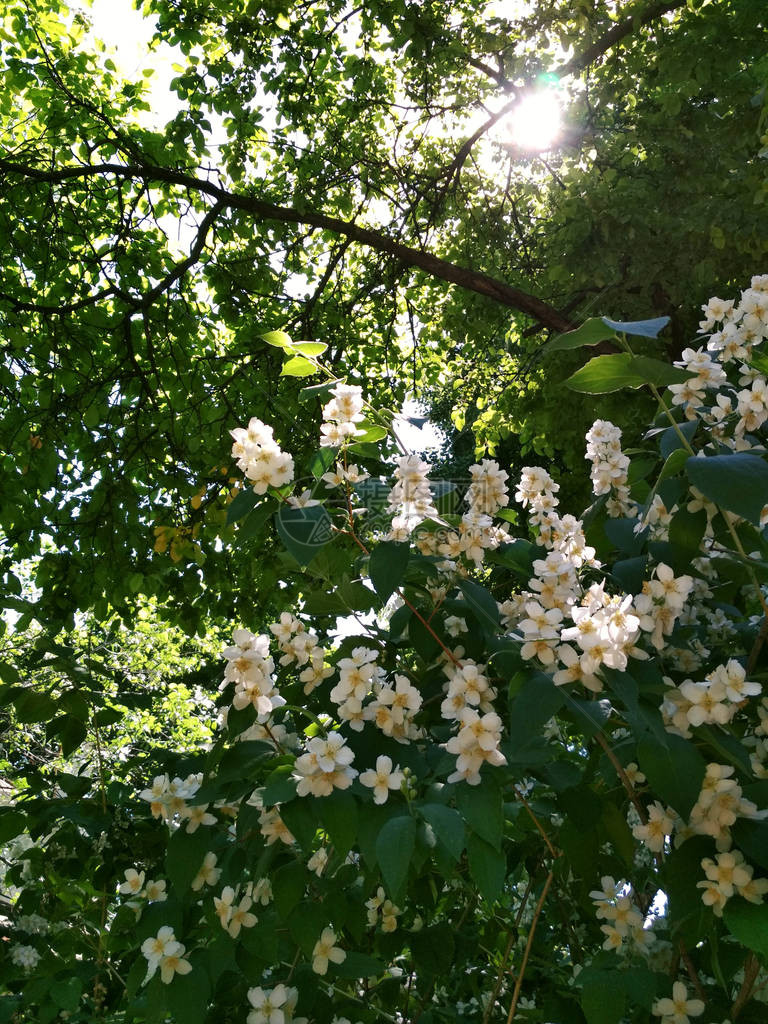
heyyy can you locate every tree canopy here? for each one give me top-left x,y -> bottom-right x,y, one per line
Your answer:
1,0 -> 766,630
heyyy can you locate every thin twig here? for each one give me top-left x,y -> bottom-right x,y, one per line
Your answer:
505,870 -> 553,1024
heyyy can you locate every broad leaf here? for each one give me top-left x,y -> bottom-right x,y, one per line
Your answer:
375,814 -> 416,897
280,355 -> 318,377
275,505 -> 333,565
637,734 -> 706,818
418,803 -> 465,861
686,453 -> 768,526
723,898 -> 768,956
369,541 -> 409,602
466,833 -> 506,902
548,317 -> 618,352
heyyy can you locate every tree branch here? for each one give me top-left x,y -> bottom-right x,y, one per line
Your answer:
0,156 -> 575,332
557,0 -> 687,78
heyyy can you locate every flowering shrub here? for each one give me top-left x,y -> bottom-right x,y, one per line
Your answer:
3,281 -> 768,1022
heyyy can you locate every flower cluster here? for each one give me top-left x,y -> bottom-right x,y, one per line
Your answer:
141,926 -> 192,985
292,731 -> 357,797
663,659 -> 761,736
269,613 -> 332,694
585,419 -> 634,517
231,417 -> 294,493
139,771 -> 220,834
222,628 -> 285,718
247,984 -> 307,1024
365,886 -> 401,931
320,383 -> 365,447
685,763 -> 765,846
589,876 -> 648,953
385,454 -> 439,539
10,944 -> 41,971
696,850 -> 768,916
213,884 -> 258,937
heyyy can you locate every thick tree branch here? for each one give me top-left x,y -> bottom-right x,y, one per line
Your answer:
558,0 -> 687,78
0,156 -> 575,332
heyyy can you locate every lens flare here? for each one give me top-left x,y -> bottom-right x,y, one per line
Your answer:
508,91 -> 562,152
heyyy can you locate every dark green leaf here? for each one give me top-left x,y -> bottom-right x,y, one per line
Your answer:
410,922 -> 455,976
637,734 -> 706,818
686,453 -> 768,526
375,815 -> 416,897
456,778 -> 502,850
456,578 -> 500,633
466,832 -> 506,902
581,970 -> 625,1024
369,541 -> 409,602
226,487 -> 260,525
418,803 -> 465,860
723,898 -> 768,956
275,504 -> 333,565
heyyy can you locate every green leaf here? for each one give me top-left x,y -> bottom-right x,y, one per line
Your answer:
333,950 -> 386,979
456,578 -> 500,633
410,922 -> 455,976
418,803 -> 465,861
456,777 -> 502,850
685,453 -> 768,526
723,898 -> 768,956
565,354 -> 643,394
627,355 -> 696,387
601,315 -> 670,338
375,815 -> 416,897
260,329 -> 292,348
226,487 -> 260,525
13,690 -> 56,722
320,789 -> 358,856
0,809 -> 26,844
548,317 -> 618,352
164,961 -> 211,1024
659,419 -> 698,459
292,341 -> 327,357
275,505 -> 333,565
466,832 -> 506,902
57,714 -> 88,757
657,447 -> 689,483
279,798 -> 318,851
273,860 -> 307,918
581,970 -> 625,1024
369,541 -> 409,602
637,734 -> 706,818
299,380 -> 339,404
281,355 -> 318,377
50,978 -> 82,1013
668,506 -> 707,557
566,354 -> 692,393
165,829 -> 213,893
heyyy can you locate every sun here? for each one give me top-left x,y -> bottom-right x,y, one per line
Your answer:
507,90 -> 562,152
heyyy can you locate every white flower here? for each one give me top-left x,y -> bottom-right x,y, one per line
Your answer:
191,852 -> 220,891
142,926 -> 183,982
359,755 -> 404,804
652,980 -> 705,1023
311,926 -> 346,975
159,945 -> 193,984
119,868 -> 145,895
